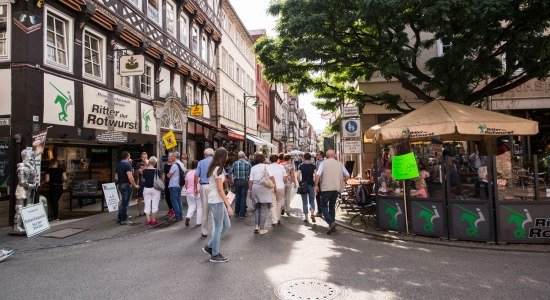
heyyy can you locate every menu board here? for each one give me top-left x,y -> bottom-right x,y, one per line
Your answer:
0,141 -> 9,188
72,179 -> 98,196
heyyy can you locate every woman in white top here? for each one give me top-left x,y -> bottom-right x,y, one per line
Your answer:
248,153 -> 275,234
268,154 -> 286,226
202,148 -> 233,263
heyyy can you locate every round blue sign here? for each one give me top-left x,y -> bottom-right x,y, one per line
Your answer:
345,120 -> 358,133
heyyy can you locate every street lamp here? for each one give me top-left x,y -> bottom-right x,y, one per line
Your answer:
243,93 -> 261,153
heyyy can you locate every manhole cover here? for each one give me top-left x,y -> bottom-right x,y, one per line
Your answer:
274,279 -> 346,300
41,228 -> 89,239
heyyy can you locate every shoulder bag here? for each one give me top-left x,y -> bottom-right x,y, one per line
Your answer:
260,164 -> 275,188
154,169 -> 165,191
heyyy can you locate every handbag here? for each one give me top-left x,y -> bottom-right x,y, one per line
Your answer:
154,170 -> 165,191
260,165 -> 275,188
297,181 -> 308,194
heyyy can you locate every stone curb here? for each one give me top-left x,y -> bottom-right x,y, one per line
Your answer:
336,221 -> 550,254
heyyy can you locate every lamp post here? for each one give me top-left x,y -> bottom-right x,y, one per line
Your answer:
243,93 -> 261,153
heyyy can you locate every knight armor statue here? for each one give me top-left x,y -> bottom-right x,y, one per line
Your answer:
13,149 -> 38,233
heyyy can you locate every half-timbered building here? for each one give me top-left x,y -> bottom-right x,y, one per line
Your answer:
0,0 -> 222,226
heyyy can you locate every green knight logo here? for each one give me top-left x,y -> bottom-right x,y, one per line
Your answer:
455,204 -> 485,237
401,128 -> 410,136
142,109 -> 152,132
477,123 -> 487,134
382,200 -> 402,229
414,202 -> 440,233
503,206 -> 532,238
50,82 -> 73,122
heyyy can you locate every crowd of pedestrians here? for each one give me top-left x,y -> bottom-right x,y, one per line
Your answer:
114,148 -> 348,263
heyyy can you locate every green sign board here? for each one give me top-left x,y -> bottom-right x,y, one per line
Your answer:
391,152 -> 419,180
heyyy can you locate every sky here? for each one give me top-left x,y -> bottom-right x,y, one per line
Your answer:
230,0 -> 328,132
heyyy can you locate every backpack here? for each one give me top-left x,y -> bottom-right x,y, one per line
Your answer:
175,162 -> 186,187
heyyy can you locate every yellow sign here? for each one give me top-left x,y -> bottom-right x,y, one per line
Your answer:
190,105 -> 203,116
162,131 -> 177,150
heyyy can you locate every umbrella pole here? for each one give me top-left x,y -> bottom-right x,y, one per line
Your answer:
403,180 -> 409,234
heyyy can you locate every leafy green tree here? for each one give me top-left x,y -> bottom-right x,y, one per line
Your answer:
255,0 -> 550,112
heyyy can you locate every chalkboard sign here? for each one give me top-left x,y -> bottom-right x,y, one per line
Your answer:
72,179 -> 98,196
0,141 -> 9,188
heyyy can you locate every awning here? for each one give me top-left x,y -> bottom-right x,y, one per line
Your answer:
227,128 -> 277,148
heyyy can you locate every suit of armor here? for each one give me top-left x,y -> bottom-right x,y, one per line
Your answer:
13,149 -> 38,233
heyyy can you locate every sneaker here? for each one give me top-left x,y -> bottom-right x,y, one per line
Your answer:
146,221 -> 151,226
327,223 -> 337,234
210,253 -> 229,263
281,208 -> 285,215
185,218 -> 190,227
202,245 -> 213,256
282,213 -> 290,218
151,220 -> 158,225
311,215 -> 316,223
259,229 -> 269,235
0,248 -> 14,262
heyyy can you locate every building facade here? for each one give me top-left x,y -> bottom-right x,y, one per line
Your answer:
0,0 -> 221,227
214,0 -> 262,156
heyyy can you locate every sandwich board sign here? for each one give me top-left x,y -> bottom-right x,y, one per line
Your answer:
20,203 -> 50,237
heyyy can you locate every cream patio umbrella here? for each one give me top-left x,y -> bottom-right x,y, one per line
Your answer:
374,100 -> 539,143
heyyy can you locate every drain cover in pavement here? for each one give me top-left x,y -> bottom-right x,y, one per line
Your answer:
41,228 -> 89,239
274,279 -> 346,300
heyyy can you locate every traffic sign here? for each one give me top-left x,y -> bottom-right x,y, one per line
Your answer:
342,119 -> 361,138
343,106 -> 359,118
343,140 -> 362,154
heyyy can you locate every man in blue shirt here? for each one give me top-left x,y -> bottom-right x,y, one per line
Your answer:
230,151 -> 251,218
194,148 -> 214,237
115,151 -> 139,225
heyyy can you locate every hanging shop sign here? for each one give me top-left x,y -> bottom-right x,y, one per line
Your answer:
342,106 -> 359,118
20,203 -> 50,237
498,204 -> 550,243
342,119 -> 361,138
343,140 -> 362,154
141,103 -> 157,135
0,69 -> 11,116
102,183 -> 120,212
83,85 -> 138,133
43,73 -> 75,127
190,105 -> 203,117
162,130 -> 177,150
0,118 -> 10,126
119,54 -> 145,76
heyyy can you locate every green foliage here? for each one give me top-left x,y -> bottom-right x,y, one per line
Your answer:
255,0 -> 550,112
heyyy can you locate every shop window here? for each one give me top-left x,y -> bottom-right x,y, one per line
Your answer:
179,13 -> 189,47
140,62 -> 154,98
147,0 -> 162,26
45,6 -> 73,72
191,24 -> 199,55
166,0 -> 176,36
0,4 -> 10,61
83,28 -> 106,83
114,45 -> 133,92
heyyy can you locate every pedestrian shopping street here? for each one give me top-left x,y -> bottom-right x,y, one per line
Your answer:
1,195 -> 549,300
